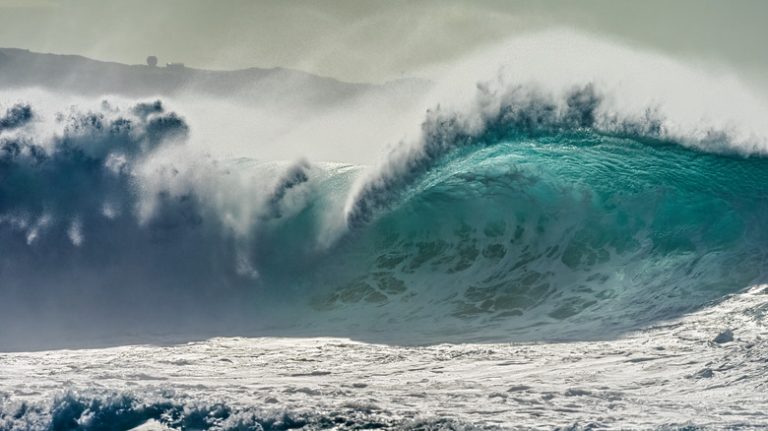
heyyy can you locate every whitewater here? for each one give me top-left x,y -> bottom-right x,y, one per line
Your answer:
2,31 -> 768,429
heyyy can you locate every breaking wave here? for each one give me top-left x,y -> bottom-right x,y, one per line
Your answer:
302,85 -> 768,342
2,35 -> 768,347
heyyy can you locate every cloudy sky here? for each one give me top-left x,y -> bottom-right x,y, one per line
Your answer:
0,0 -> 766,85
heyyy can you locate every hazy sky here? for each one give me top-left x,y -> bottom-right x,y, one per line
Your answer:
1,0 -> 767,85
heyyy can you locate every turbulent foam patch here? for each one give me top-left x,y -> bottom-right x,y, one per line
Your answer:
0,98 -> 326,349
0,392 -> 482,431
0,99 -> 187,243
0,103 -> 32,131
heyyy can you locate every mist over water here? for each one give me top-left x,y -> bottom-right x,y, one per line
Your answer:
1,31 -> 768,351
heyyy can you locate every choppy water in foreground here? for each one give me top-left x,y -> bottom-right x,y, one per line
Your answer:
2,285 -> 768,430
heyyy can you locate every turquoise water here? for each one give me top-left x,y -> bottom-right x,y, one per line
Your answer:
275,131 -> 768,341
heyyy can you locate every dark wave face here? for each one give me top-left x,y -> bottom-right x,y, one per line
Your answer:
1,82 -> 767,348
